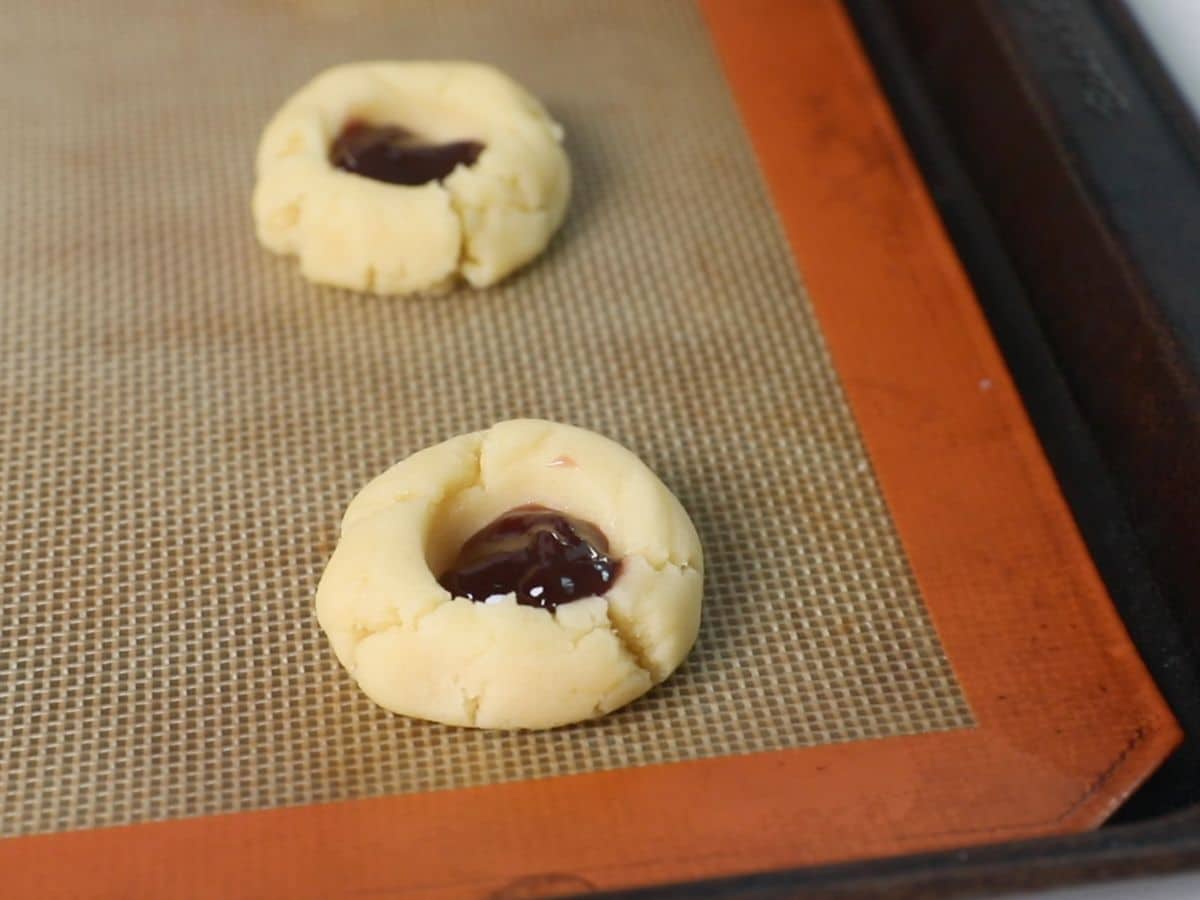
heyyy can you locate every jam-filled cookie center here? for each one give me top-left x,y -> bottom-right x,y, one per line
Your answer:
438,505 -> 621,611
330,120 -> 484,186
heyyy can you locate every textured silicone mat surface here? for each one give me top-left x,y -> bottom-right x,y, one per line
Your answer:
0,0 -> 972,837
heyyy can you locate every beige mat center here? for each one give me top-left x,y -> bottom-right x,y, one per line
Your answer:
0,0 -> 972,837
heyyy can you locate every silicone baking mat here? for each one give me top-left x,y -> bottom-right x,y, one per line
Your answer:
0,0 -> 969,837
0,0 -> 1179,895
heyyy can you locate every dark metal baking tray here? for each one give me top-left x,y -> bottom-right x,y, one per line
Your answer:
585,0 -> 1200,895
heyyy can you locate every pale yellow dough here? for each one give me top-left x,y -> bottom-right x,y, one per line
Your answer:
253,62 -> 570,295
316,420 -> 704,729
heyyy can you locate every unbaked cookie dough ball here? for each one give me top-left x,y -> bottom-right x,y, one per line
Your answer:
316,420 -> 704,729
253,62 -> 570,295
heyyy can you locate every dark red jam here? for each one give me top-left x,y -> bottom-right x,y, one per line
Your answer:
329,120 -> 483,186
438,505 -> 621,611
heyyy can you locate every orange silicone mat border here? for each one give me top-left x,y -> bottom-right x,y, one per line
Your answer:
2,1 -> 1180,897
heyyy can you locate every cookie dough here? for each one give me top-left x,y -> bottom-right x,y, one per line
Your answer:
315,419 -> 704,729
253,62 -> 570,295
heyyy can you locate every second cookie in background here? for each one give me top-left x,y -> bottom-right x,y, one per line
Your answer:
253,62 -> 571,296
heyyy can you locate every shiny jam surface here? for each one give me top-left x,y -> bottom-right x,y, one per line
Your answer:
329,120 -> 483,186
437,505 -> 620,611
